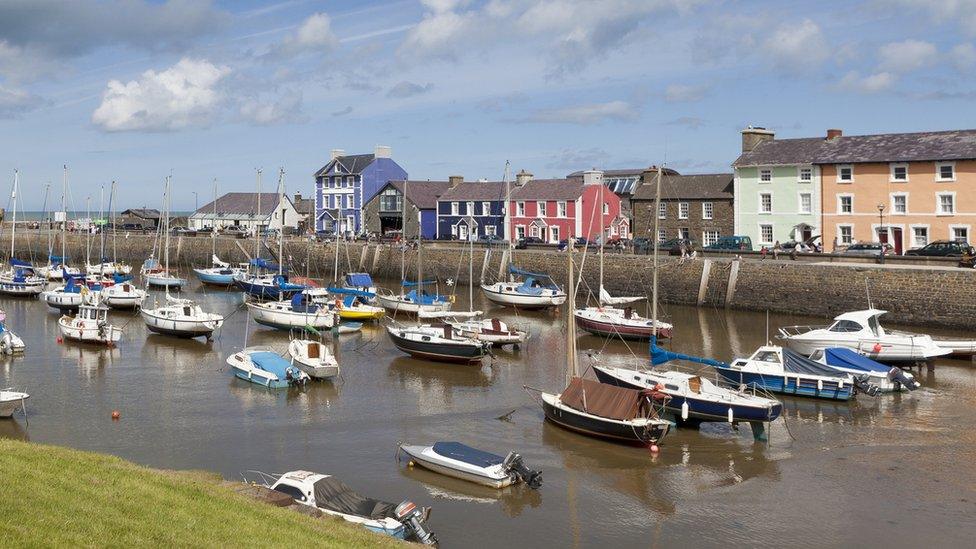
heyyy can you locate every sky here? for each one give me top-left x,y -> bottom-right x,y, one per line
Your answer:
2,0 -> 976,210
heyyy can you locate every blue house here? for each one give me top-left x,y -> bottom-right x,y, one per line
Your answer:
313,146 -> 407,235
436,179 -> 508,241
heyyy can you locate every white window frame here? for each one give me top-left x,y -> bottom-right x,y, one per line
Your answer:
889,163 -> 909,183
557,201 -> 567,218
679,202 -> 689,219
950,224 -> 971,243
910,224 -> 929,248
536,201 -> 546,217
758,192 -> 772,214
890,192 -> 908,215
936,161 -> 956,182
837,164 -> 854,183
657,229 -> 666,242
798,192 -> 812,214
759,168 -> 772,183
482,202 -> 491,216
797,166 -> 813,183
466,201 -> 474,215
451,202 -> 459,215
602,202 -> 609,215
678,227 -> 690,240
658,203 -> 666,219
346,176 -> 355,187
937,192 -> 956,215
550,225 -> 559,244
516,201 -> 525,217
485,225 -> 496,236
702,202 -> 713,220
837,193 -> 854,215
702,230 -> 719,247
759,223 -> 774,245
515,225 -> 525,239
345,195 -> 353,209
837,224 -> 854,245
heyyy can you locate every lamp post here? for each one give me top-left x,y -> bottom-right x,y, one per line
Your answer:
877,203 -> 886,264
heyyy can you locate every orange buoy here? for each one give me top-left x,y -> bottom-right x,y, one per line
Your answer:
56,336 -> 63,343
111,410 -> 121,420
873,343 -> 882,353
649,444 -> 660,454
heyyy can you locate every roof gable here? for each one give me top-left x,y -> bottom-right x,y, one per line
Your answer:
315,154 -> 376,177
438,182 -> 508,201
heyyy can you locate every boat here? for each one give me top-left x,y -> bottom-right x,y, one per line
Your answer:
717,345 -> 880,401
398,441 -> 542,489
141,295 -> 224,339
778,309 -> 950,363
336,321 -> 363,334
287,338 -> 339,380
377,282 -> 453,314
0,389 -> 29,418
38,258 -> 82,281
323,288 -> 385,321
255,470 -> 437,544
40,275 -> 87,311
574,306 -> 672,340
0,172 -> 47,296
247,293 -> 337,330
37,170 -> 82,280
339,272 -> 378,303
141,258 -> 186,288
0,310 -> 24,354
57,301 -> 122,345
810,347 -> 920,392
386,323 -> 489,364
100,279 -> 147,310
226,346 -> 310,388
193,180 -> 245,285
481,266 -> 567,309
930,338 -> 976,358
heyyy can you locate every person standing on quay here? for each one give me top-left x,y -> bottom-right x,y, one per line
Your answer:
772,241 -> 780,260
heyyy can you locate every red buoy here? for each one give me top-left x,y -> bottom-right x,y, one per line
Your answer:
649,444 -> 660,454
873,343 -> 882,353
111,410 -> 121,420
56,336 -> 63,344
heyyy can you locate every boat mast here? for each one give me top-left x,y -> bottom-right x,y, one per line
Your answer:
651,166 -> 662,334
61,166 -> 67,266
333,218 -> 340,283
9,170 -> 18,260
598,181 -> 604,301
84,196 -> 91,266
253,169 -> 262,263
566,237 -> 577,383
98,183 -> 105,273
416,185 -> 423,293
163,176 -> 171,297
42,183 -> 51,261
110,181 -> 118,265
504,161 -> 512,274
276,168 -> 284,276
211,178 -> 217,262
400,180 -> 406,282
468,234 -> 474,312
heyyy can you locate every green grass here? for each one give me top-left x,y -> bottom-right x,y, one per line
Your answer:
0,439 -> 398,548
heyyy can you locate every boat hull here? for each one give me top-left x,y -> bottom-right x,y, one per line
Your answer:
481,283 -> 566,309
541,392 -> 669,445
783,336 -> 946,363
376,294 -> 451,314
399,445 -> 512,489
715,367 -> 855,401
41,291 -> 85,311
141,311 -> 221,338
247,303 -> 336,330
387,329 -> 486,364
0,393 -> 28,418
193,268 -> 240,286
57,317 -> 122,345
0,280 -> 47,296
100,289 -> 146,309
574,313 -> 672,340
145,274 -> 186,288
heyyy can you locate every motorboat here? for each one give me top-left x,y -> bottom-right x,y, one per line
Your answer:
718,345 -> 879,401
100,281 -> 147,310
574,306 -> 673,340
0,389 -> 29,418
193,255 -> 246,286
376,281 -> 452,315
418,310 -> 528,347
40,275 -> 87,311
288,338 -> 339,380
0,260 -> 47,296
226,346 -> 309,388
778,309 -> 950,363
810,347 -> 920,392
256,470 -> 436,544
0,311 -> 24,354
339,272 -> 378,303
57,302 -> 122,345
247,293 -> 337,330
398,441 -> 542,489
141,295 -> 224,339
386,323 -> 489,364
929,338 -> 976,358
593,365 -> 782,425
481,266 -> 566,309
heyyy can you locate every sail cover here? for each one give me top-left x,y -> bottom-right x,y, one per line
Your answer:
599,287 -> 644,306
432,442 -> 504,468
345,272 -> 374,287
782,348 -> 847,377
824,348 -> 890,373
560,377 -> 647,421
250,352 -> 299,380
312,477 -> 397,520
402,279 -> 437,288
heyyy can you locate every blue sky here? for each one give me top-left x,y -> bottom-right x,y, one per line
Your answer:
1,0 -> 975,210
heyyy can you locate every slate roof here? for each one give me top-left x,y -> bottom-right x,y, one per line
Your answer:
191,193 -> 282,217
632,173 -> 734,201
293,195 -> 314,215
438,181 -> 508,201
511,178 -> 585,200
120,208 -> 161,219
733,129 -> 976,167
385,180 -> 451,209
566,167 -> 680,177
314,154 -> 376,177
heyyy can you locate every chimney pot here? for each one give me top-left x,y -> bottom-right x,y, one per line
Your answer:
374,145 -> 392,158
330,149 -> 345,160
515,169 -> 533,186
826,128 -> 843,140
741,126 -> 775,153
448,175 -> 463,188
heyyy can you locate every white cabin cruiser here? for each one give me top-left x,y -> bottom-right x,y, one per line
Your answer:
247,293 -> 337,330
141,295 -> 223,339
481,266 -> 566,310
398,442 -> 542,489
778,309 -> 950,363
57,302 -> 122,345
288,339 -> 339,380
0,388 -> 29,418
100,281 -> 147,309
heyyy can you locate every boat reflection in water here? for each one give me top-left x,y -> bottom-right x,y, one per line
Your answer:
60,344 -> 120,380
0,418 -> 28,442
140,334 -> 220,373
398,462 -> 543,519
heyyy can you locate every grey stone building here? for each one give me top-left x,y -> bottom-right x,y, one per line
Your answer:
362,180 -> 450,239
631,171 -> 734,246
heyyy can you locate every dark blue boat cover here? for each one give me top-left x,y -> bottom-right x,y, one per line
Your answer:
345,272 -> 373,287
327,287 -> 376,299
9,258 -> 31,268
432,442 -> 504,467
402,279 -> 437,288
824,348 -> 889,373
783,348 -> 846,378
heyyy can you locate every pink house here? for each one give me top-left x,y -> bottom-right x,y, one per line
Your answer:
507,170 -> 628,243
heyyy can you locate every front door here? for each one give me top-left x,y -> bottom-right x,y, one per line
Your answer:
539,227 -> 547,242
551,226 -> 560,244
802,228 -> 813,242
891,227 -> 903,255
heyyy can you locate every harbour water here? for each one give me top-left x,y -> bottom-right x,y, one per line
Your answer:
1,280 -> 975,547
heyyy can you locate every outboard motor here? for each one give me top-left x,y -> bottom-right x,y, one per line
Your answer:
852,374 -> 881,397
888,367 -> 920,391
502,451 -> 543,489
0,331 -> 12,355
394,501 -> 437,546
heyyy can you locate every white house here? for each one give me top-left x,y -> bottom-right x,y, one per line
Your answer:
188,192 -> 301,232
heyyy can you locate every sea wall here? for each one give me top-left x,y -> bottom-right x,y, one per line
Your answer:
12,233 -> 976,329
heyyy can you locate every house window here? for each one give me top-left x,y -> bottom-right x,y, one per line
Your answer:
466,201 -> 474,215
798,167 -> 812,182
837,165 -> 853,182
759,193 -> 772,214
912,226 -> 928,248
550,226 -> 559,243
602,202 -> 609,215
346,176 -> 355,187
760,224 -> 773,244
938,193 -> 955,215
679,202 -> 689,219
451,202 -> 459,215
536,201 -> 546,217
759,168 -> 772,183
799,193 -> 812,214
838,225 -> 853,245
838,195 -> 853,214
679,227 -> 690,240
379,188 -> 401,212
658,203 -> 666,219
703,230 -> 719,246
345,195 -> 353,209
953,226 -> 969,243
557,201 -> 567,217
937,162 -> 956,182
451,224 -> 457,237
890,163 -> 908,182
892,194 -> 907,214
529,225 -> 538,237
516,202 -> 525,216
485,225 -> 496,236
702,202 -> 713,220
482,202 -> 491,216
657,229 -> 666,242
515,225 -> 525,239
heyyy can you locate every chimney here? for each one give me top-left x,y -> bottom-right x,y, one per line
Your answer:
826,128 -> 843,140
641,165 -> 662,186
330,149 -> 345,160
294,192 -> 303,202
449,175 -> 464,188
515,169 -> 533,186
582,169 -> 604,186
741,126 -> 775,152
374,145 -> 392,158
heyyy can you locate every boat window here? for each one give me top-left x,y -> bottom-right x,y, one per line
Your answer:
867,315 -> 881,336
754,351 -> 779,362
183,307 -> 192,316
809,350 -> 823,361
422,336 -> 430,342
828,320 -> 863,333
665,384 -> 679,391
272,484 -> 306,502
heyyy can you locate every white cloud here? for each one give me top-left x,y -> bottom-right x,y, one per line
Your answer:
878,39 -> 937,72
763,19 -> 829,69
666,116 -> 706,129
239,90 -> 307,125
879,1 -> 976,36
386,81 -> 434,98
664,83 -> 709,103
92,58 -> 231,132
838,70 -> 896,94
524,100 -> 639,124
269,12 -> 338,58
951,42 -> 976,71
399,9 -> 475,61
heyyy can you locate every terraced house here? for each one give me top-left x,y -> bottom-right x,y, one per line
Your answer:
313,146 -> 407,235
436,177 -> 508,240
631,171 -> 733,246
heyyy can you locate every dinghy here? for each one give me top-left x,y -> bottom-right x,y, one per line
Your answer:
257,470 -> 437,544
398,442 -> 542,489
336,321 -> 363,334
810,347 -> 919,392
0,389 -> 29,418
288,338 -> 339,380
226,346 -> 309,388
57,302 -> 122,345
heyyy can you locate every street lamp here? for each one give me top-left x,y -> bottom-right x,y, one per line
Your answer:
877,203 -> 886,264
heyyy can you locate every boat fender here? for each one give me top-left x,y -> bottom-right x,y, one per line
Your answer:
817,379 -> 823,392
727,407 -> 733,423
872,343 -> 882,353
680,401 -> 689,421
838,379 -> 844,389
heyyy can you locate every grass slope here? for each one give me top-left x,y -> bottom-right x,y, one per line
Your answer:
0,439 -> 397,548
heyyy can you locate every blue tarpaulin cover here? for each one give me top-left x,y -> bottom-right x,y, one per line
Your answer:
402,279 -> 437,288
328,287 -> 376,299
250,258 -> 286,272
824,348 -> 889,373
650,337 -> 728,368
250,351 -> 299,380
432,442 -> 504,468
782,348 -> 846,377
509,265 -> 552,279
9,258 -> 31,268
64,276 -> 81,293
344,272 -> 374,287
49,255 -> 68,263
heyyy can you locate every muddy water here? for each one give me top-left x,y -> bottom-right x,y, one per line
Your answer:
1,280 -> 975,548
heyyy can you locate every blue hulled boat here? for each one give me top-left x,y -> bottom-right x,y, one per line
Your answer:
717,345 -> 871,401
234,259 -> 305,299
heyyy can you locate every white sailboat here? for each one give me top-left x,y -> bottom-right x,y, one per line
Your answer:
288,338 -> 339,380
0,171 -> 46,296
37,167 -> 82,281
0,309 -> 25,354
141,177 -> 186,288
193,178 -> 245,285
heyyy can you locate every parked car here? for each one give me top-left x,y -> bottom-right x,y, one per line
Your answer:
905,240 -> 973,258
657,238 -> 701,256
480,234 -> 504,243
632,237 -> 652,254
220,226 -> 248,239
514,236 -> 545,249
171,226 -> 197,237
705,235 -> 753,251
778,235 -> 821,253
842,242 -> 891,257
196,226 -> 214,235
